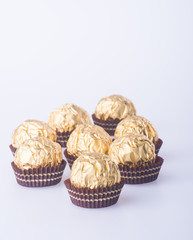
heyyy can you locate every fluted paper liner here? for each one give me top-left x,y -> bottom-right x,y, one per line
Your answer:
64,179 -> 124,208
9,144 -> 16,156
11,160 -> 66,187
92,114 -> 121,136
155,138 -> 163,154
56,130 -> 73,148
118,156 -> 164,184
64,149 -> 77,168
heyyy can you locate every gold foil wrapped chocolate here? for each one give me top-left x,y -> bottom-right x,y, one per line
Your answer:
14,137 -> 63,170
48,104 -> 91,132
12,120 -> 57,148
95,95 -> 136,120
108,134 -> 155,167
70,152 -> 121,189
114,116 -> 158,143
66,124 -> 112,157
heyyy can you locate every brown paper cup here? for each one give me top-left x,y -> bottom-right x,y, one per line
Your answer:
11,160 -> 66,187
118,156 -> 164,184
92,114 -> 121,136
9,144 -> 16,156
56,130 -> 73,147
64,179 -> 124,208
155,138 -> 163,154
64,149 -> 77,168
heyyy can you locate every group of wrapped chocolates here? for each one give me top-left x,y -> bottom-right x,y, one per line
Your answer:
10,95 -> 163,208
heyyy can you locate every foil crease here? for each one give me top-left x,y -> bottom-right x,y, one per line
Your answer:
114,116 -> 158,143
109,134 -> 155,167
12,120 -> 57,148
14,137 -> 63,170
48,104 -> 91,132
70,152 -> 121,189
67,124 -> 112,157
95,95 -> 136,120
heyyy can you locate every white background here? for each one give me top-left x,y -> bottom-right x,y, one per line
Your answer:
0,1 -> 193,240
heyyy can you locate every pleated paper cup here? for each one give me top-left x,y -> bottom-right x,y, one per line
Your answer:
64,179 -> 124,208
11,160 -> 66,187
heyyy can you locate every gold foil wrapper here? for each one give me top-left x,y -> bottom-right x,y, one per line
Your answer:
12,120 -> 57,148
114,116 -> 158,143
70,152 -> 121,189
14,137 -> 63,170
108,134 -> 155,167
66,124 -> 112,157
48,104 -> 91,132
95,95 -> 136,120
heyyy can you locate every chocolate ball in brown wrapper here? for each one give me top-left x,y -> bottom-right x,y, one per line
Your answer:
11,137 -> 66,187
64,152 -> 124,208
64,124 -> 112,168
108,134 -> 164,184
48,104 -> 91,147
114,116 -> 163,154
10,120 -> 57,156
92,95 -> 136,135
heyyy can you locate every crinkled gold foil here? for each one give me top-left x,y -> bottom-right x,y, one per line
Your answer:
48,104 -> 91,132
67,124 -> 112,157
70,152 -> 121,189
14,137 -> 63,170
95,95 -> 136,120
12,120 -> 57,148
114,116 -> 158,143
108,134 -> 155,167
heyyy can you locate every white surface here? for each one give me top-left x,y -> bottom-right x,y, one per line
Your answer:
0,1 -> 193,240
